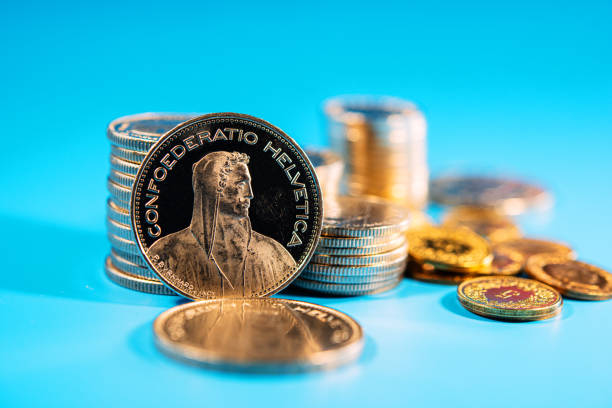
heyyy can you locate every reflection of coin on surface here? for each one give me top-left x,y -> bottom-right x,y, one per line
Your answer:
526,254 -> 612,300
457,276 -> 562,321
132,113 -> 322,299
154,298 -> 364,372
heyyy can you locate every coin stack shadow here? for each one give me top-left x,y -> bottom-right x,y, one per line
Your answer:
324,96 -> 428,211
105,113 -> 196,295
293,196 -> 411,296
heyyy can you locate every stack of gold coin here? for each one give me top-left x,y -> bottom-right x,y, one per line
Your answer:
105,113 -> 196,295
406,225 -> 526,284
324,96 -> 428,211
306,149 -> 343,203
293,195 -> 410,295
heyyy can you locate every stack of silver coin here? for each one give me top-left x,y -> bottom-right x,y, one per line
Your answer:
105,113 -> 196,295
324,96 -> 428,211
293,195 -> 410,295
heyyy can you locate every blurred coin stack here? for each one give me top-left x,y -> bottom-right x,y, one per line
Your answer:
324,96 -> 428,211
305,149 -> 344,203
293,195 -> 410,295
105,113 -> 195,295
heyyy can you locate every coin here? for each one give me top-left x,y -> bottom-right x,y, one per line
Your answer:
321,195 -> 410,237
107,113 -> 196,150
106,199 -> 131,226
526,254 -> 612,300
110,145 -> 147,164
105,257 -> 175,295
317,233 -> 398,248
430,175 -> 553,215
407,261 -> 476,285
481,247 -> 524,275
132,113 -> 323,299
495,238 -> 576,265
110,250 -> 157,279
311,243 -> 408,267
307,149 -> 343,202
457,276 -> 562,321
108,232 -> 140,255
293,275 -> 402,296
109,169 -> 135,189
407,226 -> 492,271
107,178 -> 131,204
304,257 -> 408,276
106,217 -> 134,241
442,206 -> 521,242
301,266 -> 404,284
315,235 -> 406,256
110,154 -> 141,176
153,298 -> 364,372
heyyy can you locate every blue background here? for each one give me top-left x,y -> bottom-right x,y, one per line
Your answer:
1,1 -> 611,407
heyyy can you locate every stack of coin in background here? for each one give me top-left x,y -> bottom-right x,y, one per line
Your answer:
305,149 -> 343,204
292,195 -> 410,295
324,96 -> 428,212
106,113 -> 196,295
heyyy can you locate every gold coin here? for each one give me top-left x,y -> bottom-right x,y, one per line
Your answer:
457,276 -> 562,321
429,246 -> 523,276
105,257 -> 175,295
496,238 -> 576,265
407,226 -> 492,271
406,261 -> 476,285
442,206 -> 521,242
154,298 -> 364,372
526,254 -> 612,300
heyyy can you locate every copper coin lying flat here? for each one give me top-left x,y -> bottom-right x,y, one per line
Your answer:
132,113 -> 323,299
457,276 -> 562,321
526,254 -> 612,300
495,238 -> 576,265
154,298 -> 363,372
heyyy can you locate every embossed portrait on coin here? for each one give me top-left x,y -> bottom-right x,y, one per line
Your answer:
148,151 -> 296,297
544,263 -> 606,288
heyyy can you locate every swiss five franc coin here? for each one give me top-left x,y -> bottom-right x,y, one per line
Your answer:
153,298 -> 364,372
132,113 -> 323,299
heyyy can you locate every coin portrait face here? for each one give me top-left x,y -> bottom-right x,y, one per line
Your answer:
132,113 -> 322,299
544,263 -> 606,288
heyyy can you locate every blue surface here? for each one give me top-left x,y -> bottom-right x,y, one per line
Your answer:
1,1 -> 611,407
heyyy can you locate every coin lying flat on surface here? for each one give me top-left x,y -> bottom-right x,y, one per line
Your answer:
154,298 -> 363,372
442,206 -> 521,242
430,175 -> 552,215
495,238 -> 576,265
457,276 -> 562,321
407,261 -> 477,285
526,255 -> 612,300
407,226 -> 492,272
132,113 -> 322,299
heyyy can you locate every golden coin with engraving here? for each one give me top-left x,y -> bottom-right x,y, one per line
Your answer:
480,247 -> 524,276
407,226 -> 492,271
442,206 -> 521,242
526,254 -> 612,300
153,298 -> 363,372
495,238 -> 576,266
457,276 -> 562,321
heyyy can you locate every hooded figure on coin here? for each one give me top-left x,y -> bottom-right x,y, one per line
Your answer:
148,151 -> 296,297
